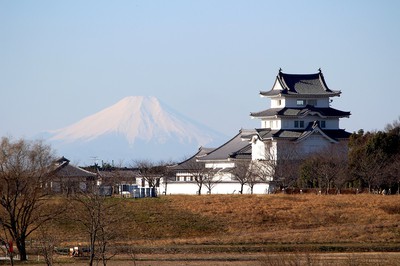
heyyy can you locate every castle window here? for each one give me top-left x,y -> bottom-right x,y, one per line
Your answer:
307,99 -> 317,106
277,100 -> 282,106
296,99 -> 305,106
294,121 -> 304,128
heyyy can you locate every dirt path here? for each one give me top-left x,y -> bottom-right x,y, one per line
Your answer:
22,252 -> 400,265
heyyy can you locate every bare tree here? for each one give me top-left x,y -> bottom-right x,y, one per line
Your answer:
321,144 -> 349,193
134,160 -> 168,191
203,169 -> 222,194
0,137 -> 60,261
37,225 -> 58,266
383,122 -> 400,193
158,161 -> 175,195
228,159 -> 253,194
301,144 -> 349,194
96,213 -> 119,266
360,151 -> 387,192
384,116 -> 400,132
388,153 -> 400,194
275,144 -> 302,190
182,159 -> 209,195
253,160 -> 274,183
70,190 -> 119,266
349,131 -> 392,192
228,160 -> 248,194
257,141 -> 300,192
162,173 -> 175,195
246,161 -> 260,194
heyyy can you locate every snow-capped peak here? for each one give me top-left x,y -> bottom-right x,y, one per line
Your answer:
50,96 -> 220,146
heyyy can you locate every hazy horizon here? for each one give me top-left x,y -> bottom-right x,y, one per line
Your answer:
1,1 -> 400,140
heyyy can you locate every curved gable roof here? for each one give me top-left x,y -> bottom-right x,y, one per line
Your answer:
250,106 -> 351,118
250,123 -> 351,142
170,146 -> 215,170
296,121 -> 338,143
260,69 -> 341,97
198,129 -> 255,161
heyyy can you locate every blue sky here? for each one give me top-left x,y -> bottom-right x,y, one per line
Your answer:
1,0 -> 399,139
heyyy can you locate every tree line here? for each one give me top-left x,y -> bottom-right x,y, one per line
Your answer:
273,117 -> 400,194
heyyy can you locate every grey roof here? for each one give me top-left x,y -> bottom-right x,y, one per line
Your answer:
50,161 -> 97,178
251,106 -> 351,118
231,144 -> 252,160
249,122 -> 351,141
198,129 -> 255,161
55,156 -> 70,164
169,147 -> 215,170
98,169 -> 139,181
260,70 -> 341,97
318,129 -> 352,140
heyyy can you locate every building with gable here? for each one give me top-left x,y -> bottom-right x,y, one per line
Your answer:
247,69 -> 351,161
165,130 -> 270,195
47,157 -> 98,194
163,146 -> 214,195
165,69 -> 351,194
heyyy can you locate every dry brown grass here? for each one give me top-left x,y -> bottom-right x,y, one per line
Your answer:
16,194 -> 400,252
165,194 -> 400,246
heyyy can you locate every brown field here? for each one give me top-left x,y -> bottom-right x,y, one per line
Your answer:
10,194 -> 400,264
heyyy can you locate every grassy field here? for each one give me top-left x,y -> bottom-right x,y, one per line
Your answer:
15,194 -> 400,264
38,194 -> 400,247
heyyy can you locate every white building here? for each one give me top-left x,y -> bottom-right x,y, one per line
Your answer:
247,69 -> 351,160
165,130 -> 270,195
165,69 -> 351,194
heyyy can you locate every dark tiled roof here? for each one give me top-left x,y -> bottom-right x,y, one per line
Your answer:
260,70 -> 341,97
230,144 -> 252,160
253,128 -> 301,139
241,128 -> 273,140
170,147 -> 215,170
98,170 -> 139,181
198,129 -> 256,161
251,123 -> 351,142
51,162 -> 97,178
323,129 -> 352,140
55,156 -> 70,164
257,128 -> 274,139
251,106 -> 351,118
296,121 -> 337,143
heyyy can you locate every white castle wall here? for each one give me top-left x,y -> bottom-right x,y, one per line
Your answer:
161,180 -> 270,195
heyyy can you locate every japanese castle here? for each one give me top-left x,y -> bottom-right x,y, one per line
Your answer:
163,69 -> 351,195
247,68 -> 351,161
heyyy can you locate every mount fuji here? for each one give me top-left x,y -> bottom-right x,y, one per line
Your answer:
44,96 -> 226,165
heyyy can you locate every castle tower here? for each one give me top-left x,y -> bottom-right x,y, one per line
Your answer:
247,69 -> 351,160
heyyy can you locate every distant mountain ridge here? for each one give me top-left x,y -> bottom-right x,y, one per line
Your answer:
45,96 -> 226,164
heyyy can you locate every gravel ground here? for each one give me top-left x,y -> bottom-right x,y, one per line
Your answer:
15,252 -> 400,266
